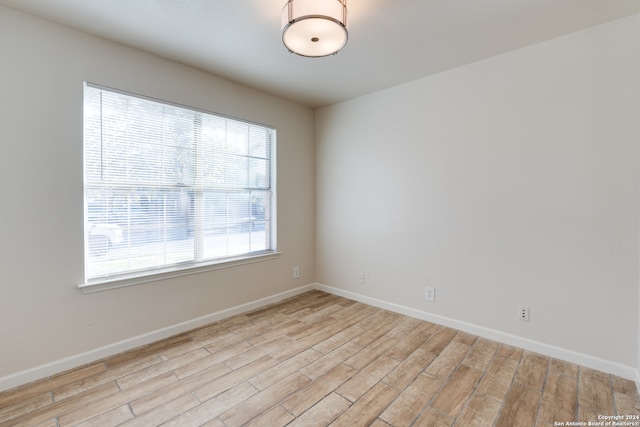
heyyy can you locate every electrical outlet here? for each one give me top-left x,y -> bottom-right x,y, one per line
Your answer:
293,267 -> 300,279
518,306 -> 530,322
359,273 -> 366,284
425,286 -> 435,302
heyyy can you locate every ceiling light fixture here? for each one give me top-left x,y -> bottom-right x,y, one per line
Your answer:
281,0 -> 348,57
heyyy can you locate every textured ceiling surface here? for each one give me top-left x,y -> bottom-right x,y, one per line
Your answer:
1,0 -> 639,107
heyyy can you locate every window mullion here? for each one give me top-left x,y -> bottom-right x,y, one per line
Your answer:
193,113 -> 204,262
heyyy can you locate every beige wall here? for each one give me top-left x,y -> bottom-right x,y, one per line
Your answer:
0,5 -> 315,384
316,15 -> 640,370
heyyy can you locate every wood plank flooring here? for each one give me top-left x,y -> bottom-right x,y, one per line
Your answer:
1,290 -> 639,426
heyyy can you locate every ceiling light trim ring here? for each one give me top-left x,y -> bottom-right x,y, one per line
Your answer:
281,16 -> 349,56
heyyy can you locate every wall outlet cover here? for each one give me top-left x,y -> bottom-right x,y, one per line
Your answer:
425,286 -> 435,302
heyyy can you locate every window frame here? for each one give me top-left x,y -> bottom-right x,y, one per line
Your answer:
80,83 -> 279,293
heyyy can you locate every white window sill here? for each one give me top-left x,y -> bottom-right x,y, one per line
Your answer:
78,251 -> 281,294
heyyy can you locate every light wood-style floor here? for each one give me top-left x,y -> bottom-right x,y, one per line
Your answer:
1,290 -> 639,427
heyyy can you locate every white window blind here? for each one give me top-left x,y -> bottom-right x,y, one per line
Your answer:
83,83 -> 275,284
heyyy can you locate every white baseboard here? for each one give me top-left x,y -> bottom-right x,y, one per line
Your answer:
0,284 -> 315,393
314,283 -> 640,383
2,282 -> 638,392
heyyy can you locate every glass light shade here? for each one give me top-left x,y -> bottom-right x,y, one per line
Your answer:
281,0 -> 348,57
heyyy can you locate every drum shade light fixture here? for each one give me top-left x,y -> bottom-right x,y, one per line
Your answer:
281,0 -> 348,57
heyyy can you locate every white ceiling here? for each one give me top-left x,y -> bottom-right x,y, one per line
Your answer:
2,0 -> 639,108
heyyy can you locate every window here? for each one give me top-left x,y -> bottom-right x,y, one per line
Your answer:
83,83 -> 276,286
